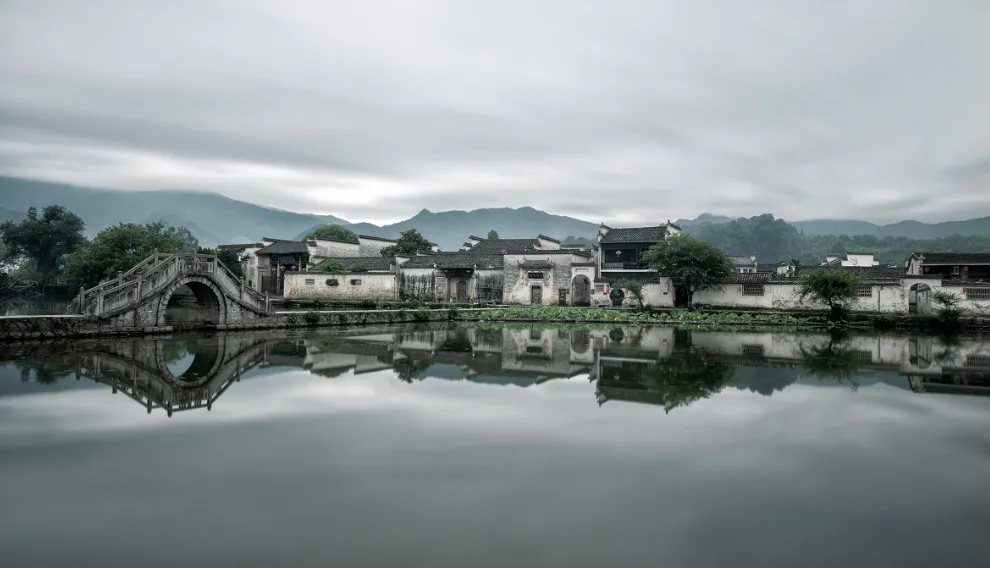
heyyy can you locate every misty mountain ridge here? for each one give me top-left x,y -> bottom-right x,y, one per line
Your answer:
676,212 -> 990,239
2,176 -> 989,250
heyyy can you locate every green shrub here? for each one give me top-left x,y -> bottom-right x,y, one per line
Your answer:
304,311 -> 320,325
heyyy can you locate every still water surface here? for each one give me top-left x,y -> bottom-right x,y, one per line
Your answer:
2,323 -> 989,567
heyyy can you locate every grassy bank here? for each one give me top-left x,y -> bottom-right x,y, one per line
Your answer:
457,306 -> 819,326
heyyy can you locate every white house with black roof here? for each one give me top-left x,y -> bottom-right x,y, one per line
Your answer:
283,256 -> 398,301
594,223 -> 680,307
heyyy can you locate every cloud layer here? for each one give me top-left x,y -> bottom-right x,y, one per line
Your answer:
2,0 -> 990,223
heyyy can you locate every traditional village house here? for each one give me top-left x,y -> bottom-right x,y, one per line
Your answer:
282,256 -> 397,301
238,234 -> 398,295
396,235 -> 594,305
822,252 -> 880,267
595,223 -> 680,307
730,256 -> 758,273
398,252 -> 505,303
905,252 -> 990,314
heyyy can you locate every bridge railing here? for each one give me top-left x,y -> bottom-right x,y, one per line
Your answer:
68,252 -> 270,317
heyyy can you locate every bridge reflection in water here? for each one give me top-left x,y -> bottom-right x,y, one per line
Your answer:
4,325 -> 990,416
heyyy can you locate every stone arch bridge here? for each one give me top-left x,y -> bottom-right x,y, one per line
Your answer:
68,253 -> 272,330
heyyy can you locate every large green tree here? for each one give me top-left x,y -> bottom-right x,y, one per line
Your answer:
380,229 -> 434,257
797,269 -> 862,321
641,234 -> 733,309
487,229 -> 500,240
0,205 -> 86,287
306,224 -> 359,243
691,214 -> 802,264
63,222 -> 199,288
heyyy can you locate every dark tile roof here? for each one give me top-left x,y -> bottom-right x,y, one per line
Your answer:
217,243 -> 261,250
402,252 -> 504,270
311,256 -> 393,272
256,240 -> 309,255
357,234 -> 397,243
914,252 -> 990,265
537,234 -> 561,244
599,225 -> 672,243
469,238 -> 541,254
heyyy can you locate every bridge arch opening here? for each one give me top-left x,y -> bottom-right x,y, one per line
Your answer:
164,280 -> 224,327
162,337 -> 223,383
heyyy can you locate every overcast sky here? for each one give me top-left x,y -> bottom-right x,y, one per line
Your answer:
2,0 -> 990,225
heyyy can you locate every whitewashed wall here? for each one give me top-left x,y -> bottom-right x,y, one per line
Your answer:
358,237 -> 395,256
241,246 -> 262,290
308,239 -> 360,260
503,254 -> 571,305
283,272 -> 395,300
693,281 -> 908,313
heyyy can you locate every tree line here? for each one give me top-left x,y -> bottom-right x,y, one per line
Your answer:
685,213 -> 990,265
0,205 -> 241,293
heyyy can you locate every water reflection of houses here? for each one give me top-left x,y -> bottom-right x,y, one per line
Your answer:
10,326 -> 990,418
310,327 -> 601,384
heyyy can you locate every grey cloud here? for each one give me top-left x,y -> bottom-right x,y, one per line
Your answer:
2,0 -> 990,224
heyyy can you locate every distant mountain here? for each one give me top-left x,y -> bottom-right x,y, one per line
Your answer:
5,176 -> 989,251
676,213 -> 990,239
296,207 -> 600,249
673,213 -> 733,228
0,177 -> 345,247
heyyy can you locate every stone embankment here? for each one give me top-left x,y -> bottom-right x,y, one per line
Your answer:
0,309 -> 484,341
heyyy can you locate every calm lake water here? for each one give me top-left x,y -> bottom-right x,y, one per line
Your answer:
2,323 -> 989,567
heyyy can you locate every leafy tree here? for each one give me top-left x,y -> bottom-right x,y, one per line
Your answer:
641,234 -> 733,309
615,279 -> 645,309
63,222 -> 199,288
690,214 -> 802,264
797,269 -> 862,321
153,222 -> 199,252
932,290 -> 963,325
319,259 -> 349,273
487,229 -> 500,240
306,224 -> 359,243
197,247 -> 243,278
0,205 -> 86,287
380,229 -> 433,257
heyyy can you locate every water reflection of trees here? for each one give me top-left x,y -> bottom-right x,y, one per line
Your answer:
798,332 -> 864,387
596,330 -> 735,412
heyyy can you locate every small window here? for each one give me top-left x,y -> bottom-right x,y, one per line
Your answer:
952,266 -> 961,275
966,288 -> 990,301
742,284 -> 764,296
305,278 -> 315,286
966,355 -> 990,368
856,351 -> 874,363
350,279 -> 362,285
525,346 -> 544,354
857,284 -> 873,297
527,272 -> 544,279
594,284 -> 605,293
